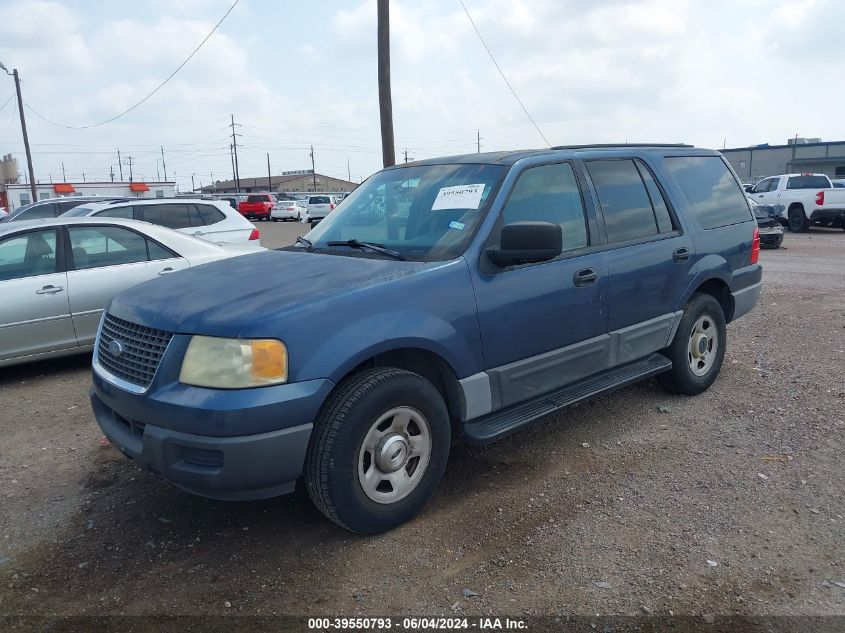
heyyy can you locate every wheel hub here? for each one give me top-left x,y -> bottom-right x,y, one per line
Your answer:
374,433 -> 409,472
692,333 -> 709,358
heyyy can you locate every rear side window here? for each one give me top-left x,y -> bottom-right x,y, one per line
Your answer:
195,204 -> 225,225
665,156 -> 752,229
586,159 -> 660,243
140,204 -> 192,229
786,175 -> 829,189
635,160 -> 675,234
95,206 -> 134,219
501,162 -> 588,251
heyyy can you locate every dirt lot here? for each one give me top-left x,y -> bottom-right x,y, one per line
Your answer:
0,223 -> 843,627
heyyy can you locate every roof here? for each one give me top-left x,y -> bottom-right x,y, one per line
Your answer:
0,215 -> 159,235
397,144 -> 710,168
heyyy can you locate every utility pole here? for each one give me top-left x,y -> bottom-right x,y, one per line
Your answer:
229,144 -> 236,187
310,145 -> 317,192
160,146 -> 167,181
477,129 -> 481,153
109,165 -> 115,182
377,0 -> 395,167
191,173 -> 196,192
404,148 -> 408,163
210,171 -> 215,192
156,160 -> 160,181
1,65 -> 37,201
82,173 -> 86,182
126,155 -> 133,182
62,162 -> 66,181
117,149 -> 123,180
347,157 -> 351,183
230,114 -> 241,192
266,153 -> 272,190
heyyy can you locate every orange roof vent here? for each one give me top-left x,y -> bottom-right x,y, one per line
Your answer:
54,183 -> 75,194
129,182 -> 150,192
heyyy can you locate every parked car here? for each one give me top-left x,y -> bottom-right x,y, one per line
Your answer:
1,196 -> 128,223
271,199 -> 307,222
831,179 -> 845,189
63,198 -> 259,243
810,188 -> 845,230
747,172 -> 835,232
238,194 -> 276,222
306,194 -> 338,225
0,217 -> 264,368
747,196 -> 784,248
90,144 -> 760,534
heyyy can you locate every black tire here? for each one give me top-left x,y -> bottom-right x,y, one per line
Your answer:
658,293 -> 727,396
788,206 -> 809,233
305,367 -> 451,534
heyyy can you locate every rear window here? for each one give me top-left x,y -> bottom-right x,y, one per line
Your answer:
309,196 -> 330,204
664,156 -> 752,229
786,175 -> 830,190
246,195 -> 270,203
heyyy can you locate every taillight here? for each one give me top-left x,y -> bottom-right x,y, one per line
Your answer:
750,226 -> 760,264
816,190 -> 825,205
248,229 -> 260,241
329,203 -> 335,210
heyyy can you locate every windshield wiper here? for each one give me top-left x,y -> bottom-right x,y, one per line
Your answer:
326,239 -> 406,260
295,236 -> 313,249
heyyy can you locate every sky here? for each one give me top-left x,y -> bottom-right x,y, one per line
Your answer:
0,0 -> 842,192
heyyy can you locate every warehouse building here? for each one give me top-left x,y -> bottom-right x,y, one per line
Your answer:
722,139 -> 845,184
198,170 -> 357,194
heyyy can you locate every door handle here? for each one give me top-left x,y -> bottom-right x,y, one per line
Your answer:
190,231 -> 203,236
573,268 -> 598,287
158,267 -> 175,275
36,285 -> 64,295
672,247 -> 690,263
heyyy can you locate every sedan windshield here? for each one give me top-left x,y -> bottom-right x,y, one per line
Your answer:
304,163 -> 507,261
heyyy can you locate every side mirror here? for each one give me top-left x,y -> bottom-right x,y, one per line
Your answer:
486,221 -> 562,267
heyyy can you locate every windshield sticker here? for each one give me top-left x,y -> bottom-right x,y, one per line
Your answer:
431,183 -> 485,210
448,220 -> 466,230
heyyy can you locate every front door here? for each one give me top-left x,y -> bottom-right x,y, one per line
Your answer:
471,161 -> 608,409
0,228 -> 77,362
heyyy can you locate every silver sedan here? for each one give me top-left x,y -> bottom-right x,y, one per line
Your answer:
0,216 -> 264,367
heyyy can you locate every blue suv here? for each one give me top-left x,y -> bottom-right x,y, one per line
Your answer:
90,145 -> 762,533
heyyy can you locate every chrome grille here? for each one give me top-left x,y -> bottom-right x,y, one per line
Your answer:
97,313 -> 173,389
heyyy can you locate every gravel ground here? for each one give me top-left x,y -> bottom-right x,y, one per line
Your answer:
0,223 -> 843,628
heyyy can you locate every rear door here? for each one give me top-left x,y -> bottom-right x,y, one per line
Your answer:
585,157 -> 694,366
0,228 -> 76,362
65,225 -> 188,345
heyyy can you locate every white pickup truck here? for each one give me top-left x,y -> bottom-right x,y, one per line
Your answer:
747,173 -> 842,232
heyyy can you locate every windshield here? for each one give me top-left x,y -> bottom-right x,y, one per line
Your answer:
247,195 -> 270,202
62,206 -> 96,217
304,163 -> 507,261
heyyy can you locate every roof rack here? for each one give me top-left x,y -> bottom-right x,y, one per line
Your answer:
551,143 -> 694,150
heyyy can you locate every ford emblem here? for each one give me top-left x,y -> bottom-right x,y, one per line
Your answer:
108,339 -> 125,358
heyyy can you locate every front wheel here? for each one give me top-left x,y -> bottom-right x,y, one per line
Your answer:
658,293 -> 727,395
305,368 -> 450,534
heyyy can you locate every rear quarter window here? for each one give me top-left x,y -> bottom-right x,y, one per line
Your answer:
664,156 -> 752,229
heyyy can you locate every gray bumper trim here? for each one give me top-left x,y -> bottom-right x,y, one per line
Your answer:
731,281 -> 762,321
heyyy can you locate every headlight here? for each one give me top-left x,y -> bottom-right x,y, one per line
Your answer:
179,336 -> 287,388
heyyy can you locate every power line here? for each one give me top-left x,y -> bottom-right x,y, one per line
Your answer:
22,0 -> 240,130
0,94 -> 14,113
457,0 -> 550,147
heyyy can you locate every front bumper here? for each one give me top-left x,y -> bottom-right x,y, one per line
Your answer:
92,389 -> 312,500
90,358 -> 335,500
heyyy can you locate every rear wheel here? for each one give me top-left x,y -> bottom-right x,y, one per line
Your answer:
305,368 -> 450,534
658,293 -> 727,395
788,206 -> 809,233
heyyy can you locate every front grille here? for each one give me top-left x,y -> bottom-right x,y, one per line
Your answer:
97,313 -> 173,389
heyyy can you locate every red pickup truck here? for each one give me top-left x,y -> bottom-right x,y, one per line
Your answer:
238,194 -> 276,221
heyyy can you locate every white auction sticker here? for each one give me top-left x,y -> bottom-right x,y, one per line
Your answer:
431,183 -> 485,210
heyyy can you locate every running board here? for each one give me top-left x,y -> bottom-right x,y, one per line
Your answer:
462,353 -> 672,445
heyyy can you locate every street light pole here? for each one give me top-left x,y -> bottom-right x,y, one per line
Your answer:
1,63 -> 37,200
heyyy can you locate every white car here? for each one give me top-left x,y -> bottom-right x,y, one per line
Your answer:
306,195 -> 339,225
63,198 -> 259,243
271,199 -> 307,222
0,216 -> 264,367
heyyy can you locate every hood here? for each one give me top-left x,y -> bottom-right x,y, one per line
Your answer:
108,249 -> 425,336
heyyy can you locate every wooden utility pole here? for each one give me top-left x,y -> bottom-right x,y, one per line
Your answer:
230,115 -> 241,192
310,145 -> 317,191
8,68 -> 37,199
477,129 -> 481,153
161,146 -> 168,180
126,156 -> 133,182
117,150 -> 123,180
230,144 -> 236,186
62,162 -> 66,181
266,153 -> 272,190
377,0 -> 395,167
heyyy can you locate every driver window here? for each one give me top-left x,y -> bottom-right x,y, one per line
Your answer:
500,163 -> 588,251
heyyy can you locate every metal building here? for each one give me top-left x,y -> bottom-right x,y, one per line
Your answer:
722,139 -> 845,184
